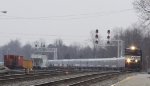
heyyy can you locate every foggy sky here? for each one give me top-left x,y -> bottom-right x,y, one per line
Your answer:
0,0 -> 138,46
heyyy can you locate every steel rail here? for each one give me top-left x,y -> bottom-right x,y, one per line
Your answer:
0,70 -> 98,85
33,71 -> 119,86
68,73 -> 124,86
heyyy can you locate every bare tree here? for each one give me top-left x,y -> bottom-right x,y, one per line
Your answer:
54,38 -> 63,47
79,46 -> 93,59
89,30 -> 101,58
7,39 -> 22,55
53,38 -> 67,59
133,0 -> 150,26
70,42 -> 82,59
21,43 -> 33,59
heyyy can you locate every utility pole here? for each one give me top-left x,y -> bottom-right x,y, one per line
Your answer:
95,29 -> 99,58
0,11 -> 7,61
145,56 -> 149,71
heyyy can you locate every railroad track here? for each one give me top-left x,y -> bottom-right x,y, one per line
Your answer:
0,70 -> 99,85
32,71 -> 126,86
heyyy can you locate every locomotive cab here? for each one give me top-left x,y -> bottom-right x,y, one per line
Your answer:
125,46 -> 142,71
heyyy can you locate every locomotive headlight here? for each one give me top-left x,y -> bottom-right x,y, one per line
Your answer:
131,46 -> 136,50
127,59 -> 131,63
135,60 -> 138,63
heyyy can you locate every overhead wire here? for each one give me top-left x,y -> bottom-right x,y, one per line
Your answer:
0,8 -> 134,41
0,32 -> 89,37
0,31 -> 90,42
0,34 -> 88,41
0,9 -> 134,20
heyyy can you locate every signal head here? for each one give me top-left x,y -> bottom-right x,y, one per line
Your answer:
95,34 -> 98,38
107,36 -> 110,39
107,41 -> 110,44
96,29 -> 98,33
107,30 -> 110,34
95,40 -> 98,44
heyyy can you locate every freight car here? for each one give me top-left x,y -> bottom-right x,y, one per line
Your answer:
23,59 -> 33,70
47,57 -> 125,70
4,54 -> 33,69
4,55 -> 23,69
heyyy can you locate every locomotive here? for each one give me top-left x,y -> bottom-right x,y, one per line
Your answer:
125,46 -> 142,71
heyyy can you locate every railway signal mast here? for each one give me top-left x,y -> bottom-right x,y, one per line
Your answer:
95,29 -> 99,44
98,30 -> 124,58
107,30 -> 110,44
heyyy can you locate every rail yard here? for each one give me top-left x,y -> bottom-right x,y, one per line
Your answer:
0,45 -> 147,86
0,69 -> 137,86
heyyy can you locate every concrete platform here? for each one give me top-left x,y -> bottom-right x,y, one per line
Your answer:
112,73 -> 150,86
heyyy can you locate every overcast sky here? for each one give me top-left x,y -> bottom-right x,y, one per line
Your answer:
0,0 -> 138,46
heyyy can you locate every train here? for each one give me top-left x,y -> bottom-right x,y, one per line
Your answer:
47,57 -> 125,70
46,46 -> 142,71
3,54 -> 126,70
3,54 -> 33,70
31,54 -> 125,70
125,46 -> 142,71
2,46 -> 142,71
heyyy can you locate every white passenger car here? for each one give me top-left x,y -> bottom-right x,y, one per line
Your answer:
48,57 -> 125,69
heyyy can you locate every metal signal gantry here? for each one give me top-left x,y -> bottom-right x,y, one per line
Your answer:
34,44 -> 57,60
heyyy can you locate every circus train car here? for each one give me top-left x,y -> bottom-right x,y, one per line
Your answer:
125,46 -> 142,71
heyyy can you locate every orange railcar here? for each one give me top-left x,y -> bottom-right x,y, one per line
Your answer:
23,59 -> 33,69
4,54 -> 23,69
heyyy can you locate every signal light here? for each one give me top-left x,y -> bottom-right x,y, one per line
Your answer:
96,29 -> 98,33
107,36 -> 110,39
107,41 -> 110,44
95,40 -> 98,44
95,34 -> 98,38
107,30 -> 110,34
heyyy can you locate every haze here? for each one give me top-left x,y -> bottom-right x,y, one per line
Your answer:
0,0 -> 138,46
